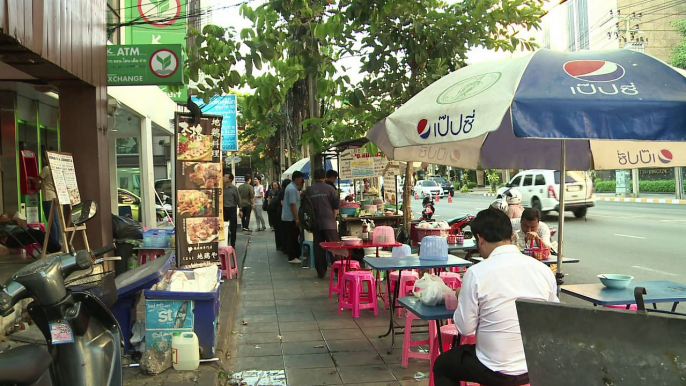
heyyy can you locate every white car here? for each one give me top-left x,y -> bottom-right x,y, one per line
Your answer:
497,170 -> 596,218
413,180 -> 444,198
338,182 -> 354,199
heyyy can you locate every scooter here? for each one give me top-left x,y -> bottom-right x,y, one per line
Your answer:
0,200 -> 123,386
447,214 -> 475,238
420,196 -> 435,221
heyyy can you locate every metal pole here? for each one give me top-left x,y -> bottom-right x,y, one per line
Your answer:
632,168 -> 639,198
394,175 -> 398,214
676,167 -> 683,200
556,140 -> 566,291
231,151 -> 236,178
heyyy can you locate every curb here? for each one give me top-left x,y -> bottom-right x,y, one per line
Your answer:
598,197 -> 686,205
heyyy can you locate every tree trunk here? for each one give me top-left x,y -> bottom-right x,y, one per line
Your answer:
403,164 -> 412,233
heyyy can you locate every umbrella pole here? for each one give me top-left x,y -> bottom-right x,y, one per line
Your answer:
556,140 -> 566,292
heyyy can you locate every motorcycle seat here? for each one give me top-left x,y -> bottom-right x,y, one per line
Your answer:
0,344 -> 52,384
447,215 -> 471,224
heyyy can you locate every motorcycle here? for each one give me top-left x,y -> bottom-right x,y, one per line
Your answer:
0,200 -> 123,386
447,214 -> 475,238
420,196 -> 436,221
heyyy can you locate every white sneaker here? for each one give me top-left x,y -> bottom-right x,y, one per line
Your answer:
289,258 -> 301,264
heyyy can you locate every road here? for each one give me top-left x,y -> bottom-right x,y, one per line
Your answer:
408,194 -> 686,306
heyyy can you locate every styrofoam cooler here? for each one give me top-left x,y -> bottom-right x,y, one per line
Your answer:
218,222 -> 229,248
304,230 -> 313,242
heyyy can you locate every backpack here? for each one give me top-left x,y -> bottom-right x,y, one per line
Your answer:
299,191 -> 317,232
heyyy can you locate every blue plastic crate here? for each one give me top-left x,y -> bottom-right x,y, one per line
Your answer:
143,229 -> 174,248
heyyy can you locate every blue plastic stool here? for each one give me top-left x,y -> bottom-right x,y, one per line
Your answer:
301,240 -> 314,268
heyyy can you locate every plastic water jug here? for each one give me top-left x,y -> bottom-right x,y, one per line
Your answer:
171,331 -> 200,371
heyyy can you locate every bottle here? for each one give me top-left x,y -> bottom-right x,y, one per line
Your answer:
174,301 -> 189,328
361,221 -> 368,240
171,332 -> 200,371
127,255 -> 138,270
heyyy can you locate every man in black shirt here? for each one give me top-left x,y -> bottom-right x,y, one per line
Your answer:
305,169 -> 340,278
325,169 -> 338,189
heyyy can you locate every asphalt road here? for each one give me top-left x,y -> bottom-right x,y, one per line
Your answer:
410,193 -> 686,306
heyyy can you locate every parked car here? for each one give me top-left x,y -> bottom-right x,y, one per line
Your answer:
497,169 -> 596,218
413,180 -> 444,198
429,175 -> 454,197
118,188 -> 141,222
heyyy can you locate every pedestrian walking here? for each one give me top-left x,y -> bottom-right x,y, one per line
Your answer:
281,172 -> 304,263
277,179 -> 290,251
253,176 -> 267,231
267,181 -> 282,248
238,174 -> 255,232
222,173 -> 241,248
304,169 -> 340,278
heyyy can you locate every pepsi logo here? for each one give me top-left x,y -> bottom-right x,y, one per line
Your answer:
417,119 -> 430,139
659,149 -> 673,164
563,60 -> 625,82
450,149 -> 461,162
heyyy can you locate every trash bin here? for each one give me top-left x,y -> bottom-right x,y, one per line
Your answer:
111,252 -> 174,353
114,241 -> 136,276
144,270 -> 221,359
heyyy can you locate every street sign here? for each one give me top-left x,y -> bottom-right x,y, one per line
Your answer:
107,44 -> 184,86
125,0 -> 187,45
192,95 -> 238,152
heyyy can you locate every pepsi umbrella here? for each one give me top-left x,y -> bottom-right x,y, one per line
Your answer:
366,48 -> 686,284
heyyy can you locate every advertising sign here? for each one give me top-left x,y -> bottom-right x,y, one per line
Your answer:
45,151 -> 81,206
174,113 -> 223,267
107,44 -> 183,86
339,149 -> 398,180
125,0 -> 188,45
192,95 -> 238,152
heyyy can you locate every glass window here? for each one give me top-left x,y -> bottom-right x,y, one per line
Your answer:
116,137 -> 140,155
523,175 -> 534,186
510,176 -> 522,186
534,174 -> 546,186
554,171 -> 581,184
422,180 -> 437,187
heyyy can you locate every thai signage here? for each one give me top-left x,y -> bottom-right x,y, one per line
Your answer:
107,44 -> 183,86
45,151 -> 81,205
340,149 -> 399,180
174,113 -> 222,267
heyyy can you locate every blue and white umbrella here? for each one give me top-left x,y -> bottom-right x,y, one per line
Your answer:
367,49 -> 686,280
281,157 -> 335,181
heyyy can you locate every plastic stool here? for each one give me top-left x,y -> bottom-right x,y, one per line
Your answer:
604,304 -> 638,311
387,271 -> 419,315
301,240 -> 314,268
401,312 -> 437,368
439,272 -> 462,290
219,246 -> 239,279
329,260 -> 360,298
339,270 -> 378,318
137,249 -> 166,266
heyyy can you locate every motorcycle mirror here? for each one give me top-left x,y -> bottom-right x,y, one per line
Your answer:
71,200 -> 98,226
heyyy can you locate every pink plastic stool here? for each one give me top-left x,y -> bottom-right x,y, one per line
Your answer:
219,246 -> 239,279
137,249 -> 166,266
439,272 -> 463,290
401,312 -> 437,368
329,260 -> 361,298
387,270 -> 419,315
604,304 -> 638,311
339,270 -> 378,318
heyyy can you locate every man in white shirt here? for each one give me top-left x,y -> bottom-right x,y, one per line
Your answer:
511,208 -> 551,250
433,208 -> 558,386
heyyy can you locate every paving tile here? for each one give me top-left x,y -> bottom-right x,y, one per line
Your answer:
286,367 -> 342,386
237,342 -> 282,357
326,338 -> 376,352
280,330 -> 324,343
283,353 -> 335,369
239,314 -> 278,323
317,318 -> 360,330
237,322 -> 279,334
332,351 -> 385,367
241,300 -> 276,308
277,312 -> 315,322
321,328 -> 367,341
228,355 -> 284,372
238,332 -> 283,345
356,316 -> 393,327
400,380 -> 429,386
278,321 -> 319,332
274,291 -> 306,300
345,383 -> 401,386
338,365 -> 397,384
281,341 -> 329,355
238,306 -> 277,315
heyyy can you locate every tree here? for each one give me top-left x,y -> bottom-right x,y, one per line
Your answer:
671,20 -> 686,70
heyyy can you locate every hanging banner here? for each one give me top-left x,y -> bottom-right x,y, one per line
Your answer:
45,151 -> 81,205
339,149 -> 399,180
174,113 -> 223,267
191,95 -> 238,152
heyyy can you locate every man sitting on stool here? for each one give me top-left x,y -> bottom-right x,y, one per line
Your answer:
433,208 -> 558,386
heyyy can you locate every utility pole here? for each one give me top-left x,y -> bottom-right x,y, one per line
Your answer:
609,9 -> 647,52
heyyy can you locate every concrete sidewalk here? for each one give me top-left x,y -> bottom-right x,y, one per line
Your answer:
224,230 -> 430,386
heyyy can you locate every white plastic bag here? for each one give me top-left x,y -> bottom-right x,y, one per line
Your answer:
413,273 -> 452,306
193,265 -> 218,292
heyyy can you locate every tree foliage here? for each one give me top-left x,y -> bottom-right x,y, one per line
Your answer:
671,20 -> 686,70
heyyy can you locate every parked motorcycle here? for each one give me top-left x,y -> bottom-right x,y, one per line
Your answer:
420,196 -> 436,221
447,214 -> 475,238
0,200 -> 123,386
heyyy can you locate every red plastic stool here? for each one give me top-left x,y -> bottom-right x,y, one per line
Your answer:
387,270 -> 419,316
137,249 -> 166,266
329,260 -> 360,298
439,272 -> 462,290
339,270 -> 378,318
219,246 -> 239,279
401,312 -> 437,368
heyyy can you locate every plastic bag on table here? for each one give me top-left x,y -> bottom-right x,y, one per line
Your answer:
413,273 -> 452,306
111,214 -> 143,240
193,265 -> 218,291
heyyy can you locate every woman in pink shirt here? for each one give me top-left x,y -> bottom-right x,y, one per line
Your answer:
504,188 -> 524,219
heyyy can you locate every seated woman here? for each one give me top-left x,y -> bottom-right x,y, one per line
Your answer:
0,212 -> 63,254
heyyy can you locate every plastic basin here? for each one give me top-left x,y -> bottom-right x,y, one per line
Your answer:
598,274 -> 634,289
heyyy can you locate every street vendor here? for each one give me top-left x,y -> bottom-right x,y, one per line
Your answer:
511,208 -> 551,249
0,212 -> 62,255
433,208 -> 558,386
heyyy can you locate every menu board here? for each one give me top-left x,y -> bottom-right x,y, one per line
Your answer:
45,151 -> 81,205
175,113 -> 223,267
339,149 -> 399,180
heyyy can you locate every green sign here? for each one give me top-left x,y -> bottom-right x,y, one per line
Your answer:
125,0 -> 188,45
160,85 -> 188,103
107,44 -> 184,86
